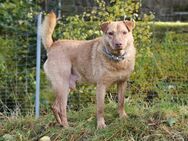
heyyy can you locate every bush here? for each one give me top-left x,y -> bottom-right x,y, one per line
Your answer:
0,0 -> 40,115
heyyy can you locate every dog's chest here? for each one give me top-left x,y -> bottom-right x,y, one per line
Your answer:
106,68 -> 130,82
107,71 -> 128,82
100,60 -> 134,83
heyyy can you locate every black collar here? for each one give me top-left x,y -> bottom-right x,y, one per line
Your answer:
102,47 -> 127,62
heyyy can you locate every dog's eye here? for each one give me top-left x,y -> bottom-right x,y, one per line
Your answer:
108,32 -> 114,36
123,31 -> 127,35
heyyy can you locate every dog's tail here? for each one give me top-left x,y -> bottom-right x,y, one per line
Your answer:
41,11 -> 57,49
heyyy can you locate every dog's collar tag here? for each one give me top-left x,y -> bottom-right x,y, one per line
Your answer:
102,47 -> 127,62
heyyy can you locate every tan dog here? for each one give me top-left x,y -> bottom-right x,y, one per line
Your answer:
41,12 -> 136,129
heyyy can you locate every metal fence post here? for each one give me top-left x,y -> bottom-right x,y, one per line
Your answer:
35,12 -> 42,119
57,0 -> 62,19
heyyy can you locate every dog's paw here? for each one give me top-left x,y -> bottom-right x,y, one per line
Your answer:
119,111 -> 128,119
97,120 -> 106,129
97,123 -> 106,129
60,121 -> 69,128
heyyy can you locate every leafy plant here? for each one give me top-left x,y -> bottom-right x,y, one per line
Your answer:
0,0 -> 41,115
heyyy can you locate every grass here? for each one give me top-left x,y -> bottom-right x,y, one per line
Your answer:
1,97 -> 188,141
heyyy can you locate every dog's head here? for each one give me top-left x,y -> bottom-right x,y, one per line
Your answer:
101,21 -> 135,52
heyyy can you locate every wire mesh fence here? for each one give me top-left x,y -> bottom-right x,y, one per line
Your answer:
0,34 -> 36,116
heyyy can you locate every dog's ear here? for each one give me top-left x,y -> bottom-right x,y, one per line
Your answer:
101,22 -> 111,33
123,20 -> 135,31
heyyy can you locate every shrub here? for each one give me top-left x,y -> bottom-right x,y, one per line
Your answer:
0,0 -> 40,115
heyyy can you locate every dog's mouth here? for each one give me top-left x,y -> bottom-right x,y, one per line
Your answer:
112,43 -> 126,51
113,46 -> 126,53
113,50 -> 124,56
105,42 -> 125,54
115,48 -> 123,51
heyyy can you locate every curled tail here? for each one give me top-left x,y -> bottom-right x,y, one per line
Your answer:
41,11 -> 57,49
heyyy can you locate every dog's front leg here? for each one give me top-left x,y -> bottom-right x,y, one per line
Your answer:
96,83 -> 106,129
117,81 -> 128,118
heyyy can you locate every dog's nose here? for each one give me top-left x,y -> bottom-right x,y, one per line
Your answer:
115,43 -> 122,48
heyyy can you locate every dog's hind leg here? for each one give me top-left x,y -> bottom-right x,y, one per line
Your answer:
52,82 -> 70,127
50,65 -> 71,127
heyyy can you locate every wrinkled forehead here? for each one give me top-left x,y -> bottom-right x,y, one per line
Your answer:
107,22 -> 128,32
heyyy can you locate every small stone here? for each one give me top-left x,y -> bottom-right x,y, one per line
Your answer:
168,85 -> 175,89
39,136 -> 51,141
